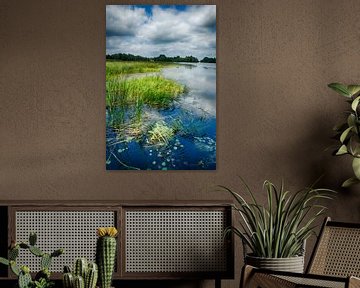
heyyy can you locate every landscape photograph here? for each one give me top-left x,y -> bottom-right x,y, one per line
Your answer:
106,5 -> 216,170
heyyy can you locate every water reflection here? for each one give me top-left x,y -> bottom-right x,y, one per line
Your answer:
162,63 -> 216,116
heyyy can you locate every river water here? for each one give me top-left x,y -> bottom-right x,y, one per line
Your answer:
106,62 -> 216,170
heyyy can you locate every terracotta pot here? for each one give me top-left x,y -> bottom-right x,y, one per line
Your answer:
245,254 -> 304,273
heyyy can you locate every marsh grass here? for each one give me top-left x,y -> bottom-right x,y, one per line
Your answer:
106,61 -> 172,78
106,61 -> 187,145
148,121 -> 174,145
119,76 -> 185,107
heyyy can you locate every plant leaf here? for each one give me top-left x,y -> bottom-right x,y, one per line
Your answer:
328,83 -> 351,97
348,85 -> 360,97
336,145 -> 348,155
352,157 -> 360,179
340,126 -> 353,143
352,96 -> 360,111
342,177 -> 360,188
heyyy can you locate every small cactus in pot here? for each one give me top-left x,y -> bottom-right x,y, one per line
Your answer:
62,259 -> 98,288
96,227 -> 118,288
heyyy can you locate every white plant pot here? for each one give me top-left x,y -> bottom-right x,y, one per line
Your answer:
245,254 -> 305,273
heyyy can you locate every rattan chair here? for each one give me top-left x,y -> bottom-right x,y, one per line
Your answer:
241,217 -> 360,288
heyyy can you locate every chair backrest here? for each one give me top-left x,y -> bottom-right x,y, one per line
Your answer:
307,217 -> 360,277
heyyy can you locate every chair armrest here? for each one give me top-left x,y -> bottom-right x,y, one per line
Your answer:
240,265 -> 296,288
349,276 -> 360,288
240,265 -> 349,288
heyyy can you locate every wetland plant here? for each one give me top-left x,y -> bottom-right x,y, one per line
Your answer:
106,61 -> 171,77
148,122 -> 174,145
111,76 -> 185,108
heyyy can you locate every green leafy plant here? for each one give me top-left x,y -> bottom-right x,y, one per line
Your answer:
328,83 -> 360,187
220,179 -> 334,258
0,232 -> 63,288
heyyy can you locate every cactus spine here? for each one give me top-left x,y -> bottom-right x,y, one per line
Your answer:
96,227 -> 118,288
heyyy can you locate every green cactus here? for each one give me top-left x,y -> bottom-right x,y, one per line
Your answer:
0,232 -> 63,288
18,270 -> 32,288
10,260 -> 20,276
64,259 -> 98,288
9,246 -> 19,260
63,265 -> 72,273
85,263 -> 98,288
96,228 -> 118,288
74,275 -> 85,288
63,271 -> 74,288
41,253 -> 52,270
29,232 -> 37,246
51,248 -> 64,257
74,258 -> 88,279
19,243 -> 30,249
29,245 -> 44,257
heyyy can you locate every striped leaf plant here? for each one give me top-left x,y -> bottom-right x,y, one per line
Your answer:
221,179 -> 335,258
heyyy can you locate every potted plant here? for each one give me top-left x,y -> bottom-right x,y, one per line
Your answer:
328,83 -> 360,187
220,178 -> 334,273
0,232 -> 63,288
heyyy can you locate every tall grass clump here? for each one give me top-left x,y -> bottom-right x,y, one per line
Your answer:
118,76 -> 185,107
106,61 -> 171,77
148,121 -> 174,145
220,178 -> 335,258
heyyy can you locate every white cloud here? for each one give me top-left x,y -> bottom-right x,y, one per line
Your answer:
106,6 -> 147,37
106,5 -> 216,60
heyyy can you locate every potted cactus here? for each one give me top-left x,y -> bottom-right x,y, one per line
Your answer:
96,227 -> 118,288
0,232 -> 64,288
62,258 -> 98,288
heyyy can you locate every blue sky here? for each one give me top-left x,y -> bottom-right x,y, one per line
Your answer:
106,5 -> 216,59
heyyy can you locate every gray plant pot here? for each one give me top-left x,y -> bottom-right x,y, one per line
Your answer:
245,254 -> 305,273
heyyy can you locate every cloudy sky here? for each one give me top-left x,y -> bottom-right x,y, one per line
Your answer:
106,5 -> 216,59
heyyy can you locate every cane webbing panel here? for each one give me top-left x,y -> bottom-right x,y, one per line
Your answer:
125,210 -> 227,273
15,211 -> 115,272
309,226 -> 360,277
277,275 -> 345,288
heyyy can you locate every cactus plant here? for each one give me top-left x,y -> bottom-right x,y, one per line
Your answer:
96,227 -> 118,288
63,272 -> 74,288
85,262 -> 98,288
63,259 -> 98,288
74,275 -> 85,288
74,258 -> 88,279
19,268 -> 32,288
0,232 -> 63,288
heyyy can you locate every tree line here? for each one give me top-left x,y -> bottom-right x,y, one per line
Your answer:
106,53 -> 216,63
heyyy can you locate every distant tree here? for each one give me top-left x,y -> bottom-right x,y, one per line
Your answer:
106,53 -> 202,63
200,57 -> 216,63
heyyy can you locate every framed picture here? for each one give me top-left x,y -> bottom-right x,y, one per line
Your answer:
106,5 -> 216,170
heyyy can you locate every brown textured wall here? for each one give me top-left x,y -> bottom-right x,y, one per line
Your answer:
1,0 -> 360,287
